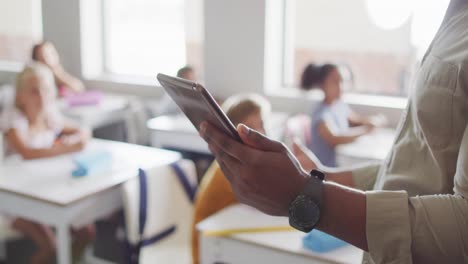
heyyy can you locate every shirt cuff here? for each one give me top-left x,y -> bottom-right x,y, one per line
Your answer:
351,163 -> 380,191
366,190 -> 412,264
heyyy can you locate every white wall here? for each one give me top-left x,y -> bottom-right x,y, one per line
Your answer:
0,0 -> 41,83
0,0 -> 42,38
185,0 -> 204,44
42,0 -> 83,77
204,0 -> 266,97
294,0 -> 412,54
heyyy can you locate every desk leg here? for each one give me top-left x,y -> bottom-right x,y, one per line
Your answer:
57,224 -> 71,264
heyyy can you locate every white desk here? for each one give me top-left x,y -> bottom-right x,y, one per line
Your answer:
0,139 -> 180,264
147,115 -> 210,153
147,113 -> 288,154
146,113 -> 394,164
336,128 -> 396,166
197,205 -> 363,264
60,94 -> 130,129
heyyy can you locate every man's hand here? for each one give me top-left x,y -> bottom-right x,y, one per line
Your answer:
200,122 -> 369,251
200,122 -> 308,216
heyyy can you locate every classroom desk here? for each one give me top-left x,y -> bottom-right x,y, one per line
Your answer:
146,113 -> 395,164
59,94 -> 130,129
336,128 -> 396,166
147,113 -> 288,154
0,139 -> 180,264
197,204 -> 363,264
147,114 -> 210,153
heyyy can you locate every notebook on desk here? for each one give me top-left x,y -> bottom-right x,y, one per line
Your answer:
197,204 -> 294,236
197,204 -> 350,254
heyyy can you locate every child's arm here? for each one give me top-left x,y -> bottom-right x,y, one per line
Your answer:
6,128 -> 84,160
348,110 -> 373,127
60,125 -> 80,136
53,67 -> 85,93
318,121 -> 371,147
59,124 -> 91,138
348,111 -> 388,128
56,123 -> 91,144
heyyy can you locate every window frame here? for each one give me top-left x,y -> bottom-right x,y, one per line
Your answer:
0,0 -> 406,127
263,0 -> 406,127
93,0 -> 408,126
278,0 -> 414,99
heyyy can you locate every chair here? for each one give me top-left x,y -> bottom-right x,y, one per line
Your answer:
283,114 -> 312,146
0,215 -> 25,263
0,85 -> 14,137
124,98 -> 152,145
0,85 -> 14,117
121,159 -> 197,264
0,105 -> 24,262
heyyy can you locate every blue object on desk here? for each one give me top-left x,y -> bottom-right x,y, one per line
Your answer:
72,150 -> 113,177
302,230 -> 347,253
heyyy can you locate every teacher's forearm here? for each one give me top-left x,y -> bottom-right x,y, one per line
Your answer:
318,167 -> 355,188
317,181 -> 368,251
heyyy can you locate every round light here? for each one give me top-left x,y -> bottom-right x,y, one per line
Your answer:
366,0 -> 414,30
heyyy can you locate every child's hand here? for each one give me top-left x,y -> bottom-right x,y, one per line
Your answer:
54,138 -> 86,154
57,135 -> 80,145
65,141 -> 85,153
57,129 -> 90,146
69,140 -> 86,152
80,128 -> 92,142
368,114 -> 388,128
364,123 -> 375,134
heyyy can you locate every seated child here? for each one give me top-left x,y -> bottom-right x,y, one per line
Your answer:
177,65 -> 196,81
300,63 -> 380,167
3,63 -> 88,159
1,63 -> 94,263
191,94 -> 271,264
32,41 -> 85,95
157,65 -> 198,116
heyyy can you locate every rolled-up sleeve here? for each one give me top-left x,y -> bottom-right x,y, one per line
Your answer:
365,124 -> 468,264
351,163 -> 381,191
366,191 -> 468,263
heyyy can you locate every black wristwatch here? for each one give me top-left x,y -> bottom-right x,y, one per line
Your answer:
288,169 -> 325,233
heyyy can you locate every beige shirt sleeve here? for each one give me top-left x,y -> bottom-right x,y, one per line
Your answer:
351,163 -> 381,191
365,125 -> 468,264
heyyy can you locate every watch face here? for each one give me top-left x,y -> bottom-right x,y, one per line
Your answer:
289,194 -> 320,232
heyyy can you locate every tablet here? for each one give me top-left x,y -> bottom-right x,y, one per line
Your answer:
157,73 -> 242,143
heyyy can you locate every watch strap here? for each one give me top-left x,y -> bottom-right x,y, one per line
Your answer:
302,169 -> 324,207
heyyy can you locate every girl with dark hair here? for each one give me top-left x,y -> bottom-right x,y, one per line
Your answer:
300,63 -> 377,167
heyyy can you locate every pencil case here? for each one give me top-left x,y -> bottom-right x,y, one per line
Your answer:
302,229 -> 347,253
65,90 -> 103,107
72,150 -> 113,177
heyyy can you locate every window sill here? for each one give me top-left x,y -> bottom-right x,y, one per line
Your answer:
265,88 -> 407,127
0,61 -> 24,71
0,61 -> 24,84
84,73 -> 406,127
266,88 -> 407,110
85,73 -> 164,98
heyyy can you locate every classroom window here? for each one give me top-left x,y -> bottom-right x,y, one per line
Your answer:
283,0 -> 449,97
103,0 -> 204,78
0,0 -> 42,63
